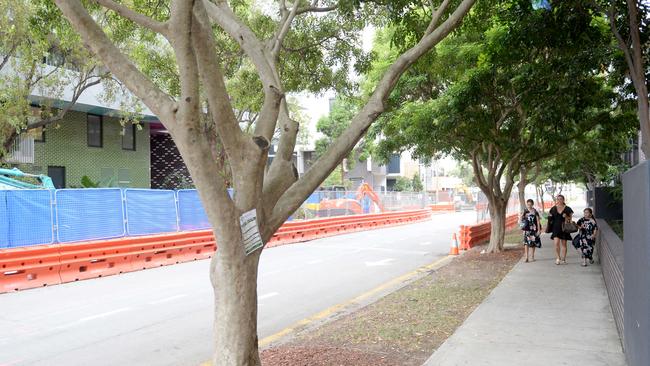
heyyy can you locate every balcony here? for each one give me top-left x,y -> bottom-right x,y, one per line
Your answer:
6,135 -> 35,164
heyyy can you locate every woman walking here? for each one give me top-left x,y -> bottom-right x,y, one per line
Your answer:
573,208 -> 598,266
521,200 -> 542,263
547,194 -> 573,265
521,199 -> 542,262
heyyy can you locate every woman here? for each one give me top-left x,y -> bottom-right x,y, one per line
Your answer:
521,199 -> 542,262
548,194 -> 573,265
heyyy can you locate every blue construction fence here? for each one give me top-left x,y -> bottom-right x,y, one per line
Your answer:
0,188 -> 376,249
0,188 -> 221,249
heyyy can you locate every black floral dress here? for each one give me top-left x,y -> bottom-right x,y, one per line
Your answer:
548,205 -> 574,240
522,209 -> 542,248
573,218 -> 598,260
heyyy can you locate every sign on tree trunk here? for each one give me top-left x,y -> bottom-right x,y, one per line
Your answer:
240,209 -> 263,256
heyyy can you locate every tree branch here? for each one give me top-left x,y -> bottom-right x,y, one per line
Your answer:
190,0 -> 247,163
53,0 -> 176,124
608,5 -> 638,77
271,0 -> 300,58
295,5 -> 338,15
28,73 -> 106,129
262,102 -> 299,220
203,0 -> 282,141
93,0 -> 169,35
0,42 -> 18,71
425,0 -> 452,35
269,0 -> 477,229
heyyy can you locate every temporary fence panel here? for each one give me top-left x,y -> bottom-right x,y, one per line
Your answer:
177,189 -> 211,231
0,191 -> 7,248
125,189 -> 178,235
5,190 -> 53,247
0,191 -> 9,248
56,188 -> 125,243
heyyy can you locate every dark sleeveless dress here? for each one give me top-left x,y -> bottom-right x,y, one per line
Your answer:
548,205 -> 573,240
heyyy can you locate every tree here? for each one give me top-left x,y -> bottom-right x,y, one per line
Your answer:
373,1 -> 622,252
315,97 -> 358,186
412,172 -> 424,191
393,176 -> 413,191
449,161 -> 475,186
517,163 -> 541,213
50,0 -> 477,363
0,0 -> 127,159
603,0 -> 650,157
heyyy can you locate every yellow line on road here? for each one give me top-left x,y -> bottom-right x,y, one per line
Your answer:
199,254 -> 455,365
258,254 -> 453,347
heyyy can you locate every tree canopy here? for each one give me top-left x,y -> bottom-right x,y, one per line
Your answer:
370,0 -> 637,252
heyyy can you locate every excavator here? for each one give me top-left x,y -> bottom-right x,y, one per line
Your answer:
0,168 -> 55,189
317,183 -> 384,216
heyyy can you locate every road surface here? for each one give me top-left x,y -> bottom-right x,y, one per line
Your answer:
0,210 -> 476,366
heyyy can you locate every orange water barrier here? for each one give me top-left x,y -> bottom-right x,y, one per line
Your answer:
458,213 -> 519,250
1,209 -> 431,293
429,203 -> 455,212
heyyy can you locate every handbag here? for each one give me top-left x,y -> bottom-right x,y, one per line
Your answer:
562,220 -> 578,234
519,213 -> 528,230
519,219 -> 528,230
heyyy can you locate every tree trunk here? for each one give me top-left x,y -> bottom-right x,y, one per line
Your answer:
486,198 -> 507,253
518,166 -> 527,213
211,236 -> 262,366
536,184 -> 546,214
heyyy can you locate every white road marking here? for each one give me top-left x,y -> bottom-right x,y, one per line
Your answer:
307,259 -> 324,264
78,308 -> 131,322
148,294 -> 188,305
259,292 -> 279,300
365,258 -> 395,267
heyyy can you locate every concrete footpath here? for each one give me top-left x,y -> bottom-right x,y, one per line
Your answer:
424,234 -> 626,366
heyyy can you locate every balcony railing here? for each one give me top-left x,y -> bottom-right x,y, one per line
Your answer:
6,135 -> 35,164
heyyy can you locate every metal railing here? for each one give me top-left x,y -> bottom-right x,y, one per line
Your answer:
6,135 -> 35,164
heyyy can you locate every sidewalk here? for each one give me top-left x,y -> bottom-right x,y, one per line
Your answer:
424,234 -> 626,366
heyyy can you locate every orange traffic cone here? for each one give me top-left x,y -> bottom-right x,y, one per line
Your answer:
449,233 -> 460,255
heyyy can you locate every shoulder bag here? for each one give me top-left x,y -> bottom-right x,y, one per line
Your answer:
562,220 -> 578,234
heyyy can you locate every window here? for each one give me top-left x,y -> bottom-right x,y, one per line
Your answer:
47,166 -> 66,188
387,154 -> 401,174
87,114 -> 103,147
122,123 -> 136,151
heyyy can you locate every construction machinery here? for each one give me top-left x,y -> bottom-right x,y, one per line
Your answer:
453,184 -> 475,211
0,168 -> 55,190
316,183 -> 384,216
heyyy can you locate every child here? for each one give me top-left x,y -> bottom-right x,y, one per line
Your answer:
521,199 -> 542,262
572,208 -> 598,266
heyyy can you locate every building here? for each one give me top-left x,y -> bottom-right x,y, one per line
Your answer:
8,110 -> 151,188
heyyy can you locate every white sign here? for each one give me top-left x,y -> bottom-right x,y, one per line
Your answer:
240,209 -> 264,255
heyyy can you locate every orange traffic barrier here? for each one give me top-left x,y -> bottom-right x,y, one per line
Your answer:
267,209 -> 432,248
0,245 -> 62,292
449,233 -> 460,255
459,213 -> 518,249
429,204 -> 455,212
0,208 -> 431,293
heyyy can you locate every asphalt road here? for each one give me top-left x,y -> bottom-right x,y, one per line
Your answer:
0,210 -> 477,366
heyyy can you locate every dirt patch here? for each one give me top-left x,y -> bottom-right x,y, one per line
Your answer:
261,241 -> 523,366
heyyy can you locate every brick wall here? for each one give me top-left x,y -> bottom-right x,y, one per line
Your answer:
18,110 -> 150,188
